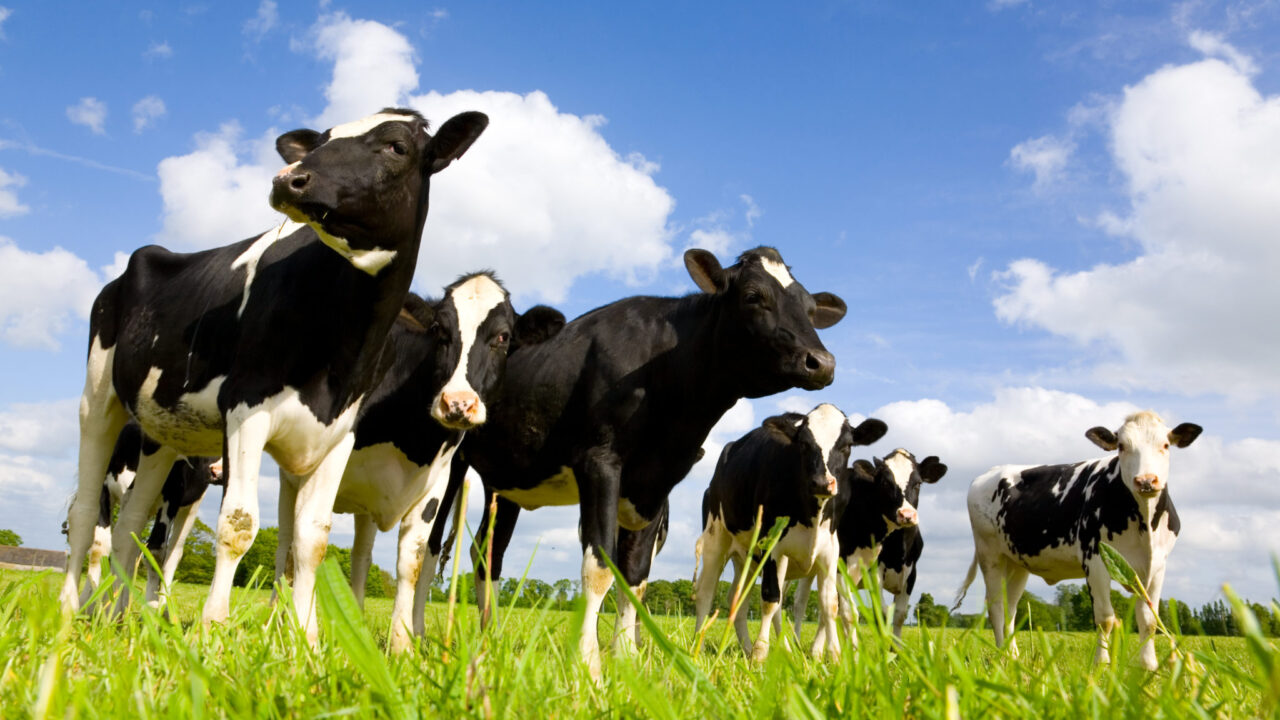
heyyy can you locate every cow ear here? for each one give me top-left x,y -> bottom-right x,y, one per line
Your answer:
276,129 -> 323,164
850,459 -> 876,481
851,418 -> 888,446
398,293 -> 435,331
512,305 -> 566,351
1085,426 -> 1118,451
811,292 -> 847,329
1169,423 -> 1203,448
684,249 -> 728,293
427,111 -> 490,174
762,413 -> 804,442
919,456 -> 948,483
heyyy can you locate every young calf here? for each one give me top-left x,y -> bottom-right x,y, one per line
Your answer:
955,411 -> 1201,670
692,404 -> 887,661
792,448 -> 946,649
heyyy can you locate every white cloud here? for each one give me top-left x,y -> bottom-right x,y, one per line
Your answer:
131,95 -> 166,133
1009,134 -> 1074,191
994,44 -> 1280,401
0,7 -> 12,40
1187,30 -> 1257,75
0,167 -> 29,217
309,12 -> 419,131
741,194 -> 761,228
243,0 -> 278,40
0,399 -> 78,457
987,0 -> 1028,10
0,237 -> 105,350
67,97 -> 107,135
155,122 -> 287,250
144,41 -> 172,60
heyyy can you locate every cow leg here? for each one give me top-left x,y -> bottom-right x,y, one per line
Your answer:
109,445 -> 178,615
980,556 -> 1010,650
612,523 -> 661,655
691,523 -> 731,644
472,493 -> 520,628
791,578 -> 811,647
290,433 -> 356,646
390,509 -> 434,654
204,410 -> 271,627
890,590 -> 911,640
79,487 -> 116,606
752,555 -> 789,662
812,559 -> 841,660
728,555 -> 752,655
1001,566 -> 1029,657
417,458 -> 467,638
574,453 -> 624,680
271,474 -> 298,603
62,367 -> 127,613
1136,565 -> 1167,671
350,513 -> 376,609
1085,559 -> 1119,666
146,490 -> 206,611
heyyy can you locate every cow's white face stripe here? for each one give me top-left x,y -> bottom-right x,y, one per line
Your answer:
883,449 -> 915,495
326,113 -> 419,141
432,275 -> 507,423
760,257 -> 794,288
231,220 -> 307,316
806,403 -> 846,477
1115,411 -> 1174,490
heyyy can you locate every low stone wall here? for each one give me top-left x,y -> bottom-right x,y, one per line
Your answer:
0,545 -> 66,570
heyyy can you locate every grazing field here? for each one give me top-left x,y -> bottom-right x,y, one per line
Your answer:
2,565 -> 1273,719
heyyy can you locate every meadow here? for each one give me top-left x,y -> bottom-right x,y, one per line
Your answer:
2,554 -> 1276,719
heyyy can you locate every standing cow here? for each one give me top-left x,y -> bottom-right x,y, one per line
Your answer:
955,411 -> 1201,670
692,404 -> 887,660
792,448 -> 946,647
62,107 -> 488,644
449,246 -> 847,677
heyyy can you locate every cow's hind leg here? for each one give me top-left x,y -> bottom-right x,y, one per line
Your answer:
980,556 -> 1010,650
79,487 -> 116,607
290,433 -> 356,646
350,513 -> 376,609
109,444 -> 178,615
1085,558 -> 1119,666
204,409 -> 271,627
63,352 -> 127,613
691,526 -> 730,648
146,490 -> 207,611
791,579 -> 810,647
1001,565 -> 1029,657
1136,565 -> 1167,671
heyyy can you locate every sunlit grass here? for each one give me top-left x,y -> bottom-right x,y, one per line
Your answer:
0,563 -> 1270,718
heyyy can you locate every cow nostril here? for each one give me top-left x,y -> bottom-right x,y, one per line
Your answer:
806,353 -> 822,371
289,173 -> 309,190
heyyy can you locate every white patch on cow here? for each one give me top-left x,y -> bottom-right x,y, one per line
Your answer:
104,466 -> 136,502
230,220 -> 307,317
502,466 -> 580,510
617,498 -> 649,531
882,449 -> 914,494
431,275 -> 507,427
805,403 -> 846,478
325,112 -> 417,141
133,370 -> 227,456
759,256 -> 794,288
335,438 -> 460,532
228,388 -> 363,477
771,511 -> 839,579
310,228 -> 398,276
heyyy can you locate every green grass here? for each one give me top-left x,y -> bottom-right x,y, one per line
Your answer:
1,565 -> 1273,719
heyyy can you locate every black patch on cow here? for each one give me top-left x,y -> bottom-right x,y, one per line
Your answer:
420,498 -> 440,524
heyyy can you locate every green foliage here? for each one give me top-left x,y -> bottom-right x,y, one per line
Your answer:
915,592 -> 950,627
173,518 -> 215,584
0,528 -> 22,547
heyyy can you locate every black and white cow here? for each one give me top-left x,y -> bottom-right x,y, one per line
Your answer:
791,448 -> 945,647
61,107 -> 488,643
955,411 -> 1202,670
73,422 -> 223,612
273,275 -> 563,653
692,404 -> 887,660
448,246 -> 847,677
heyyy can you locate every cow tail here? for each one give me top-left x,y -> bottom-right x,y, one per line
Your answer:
951,551 -> 979,613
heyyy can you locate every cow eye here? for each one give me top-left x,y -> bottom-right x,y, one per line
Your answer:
1163,442 -> 1170,451
495,332 -> 510,345
744,291 -> 763,306
389,141 -> 408,156
1117,442 -> 1127,452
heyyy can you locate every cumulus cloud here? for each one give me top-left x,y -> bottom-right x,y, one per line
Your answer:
0,167 -> 29,217
0,237 -> 105,350
0,399 -> 78,457
67,97 -> 107,135
144,41 -> 172,60
1009,134 -> 1074,191
243,0 -> 278,40
994,40 -> 1280,401
131,95 -> 166,133
308,12 -> 419,131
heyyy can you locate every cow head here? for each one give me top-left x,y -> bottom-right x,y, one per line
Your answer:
851,448 -> 946,530
684,247 -> 846,397
763,405 -> 887,500
270,108 -> 488,275
1085,411 -> 1201,499
423,275 -> 567,431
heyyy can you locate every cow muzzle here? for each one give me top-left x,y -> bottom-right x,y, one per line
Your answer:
815,474 -> 839,499
1133,474 -> 1162,497
896,507 -> 919,527
798,349 -> 836,389
433,391 -> 484,429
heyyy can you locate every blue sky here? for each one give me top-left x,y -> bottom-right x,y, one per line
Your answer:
1,1 -> 1278,612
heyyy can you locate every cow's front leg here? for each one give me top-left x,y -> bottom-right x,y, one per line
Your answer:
204,409 -> 271,627
1136,565 -> 1167,671
691,525 -> 730,647
792,578 -> 811,647
752,555 -> 789,662
110,444 -> 178,615
1084,559 -> 1119,666
575,453 -> 622,680
270,474 -> 298,605
350,513 -> 376,608
390,509 -> 432,654
813,560 -> 841,660
471,492 -> 520,628
290,433 -> 356,646
729,556 -> 752,655
145,489 -> 207,610
612,521 -> 662,655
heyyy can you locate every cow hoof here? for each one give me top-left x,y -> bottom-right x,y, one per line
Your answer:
751,643 -> 770,663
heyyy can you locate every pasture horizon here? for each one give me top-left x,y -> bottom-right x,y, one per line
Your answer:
0,1 -> 1278,614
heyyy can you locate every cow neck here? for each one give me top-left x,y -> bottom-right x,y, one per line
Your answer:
840,498 -> 893,553
659,292 -> 743,423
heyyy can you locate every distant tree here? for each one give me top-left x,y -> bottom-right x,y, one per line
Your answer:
174,518 -> 216,585
1161,598 -> 1202,635
915,593 -> 950,627
1014,591 -> 1063,631
1055,584 -> 1096,631
0,529 -> 22,547
235,526 -> 279,588
1248,602 -> 1276,638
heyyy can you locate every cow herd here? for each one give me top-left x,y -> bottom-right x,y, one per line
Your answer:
57,108 -> 1202,678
